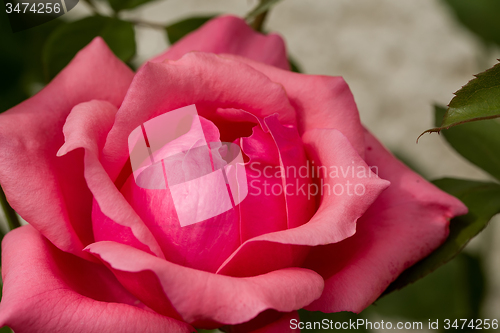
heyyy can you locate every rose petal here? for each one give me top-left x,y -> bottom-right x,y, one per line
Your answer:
264,115 -> 316,229
221,55 -> 366,157
217,129 -> 389,277
58,100 -> 164,258
150,15 -> 289,70
239,113 -> 316,241
211,107 -> 259,143
0,225 -> 193,333
304,129 -> 468,313
86,241 -> 324,326
0,37 -> 134,259
120,171 -> 241,273
225,311 -> 300,333
102,52 -> 296,181
117,115 -> 240,272
240,124 -> 288,241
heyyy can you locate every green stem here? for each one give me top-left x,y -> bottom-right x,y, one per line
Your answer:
250,10 -> 268,32
127,19 -> 165,30
0,186 -> 21,231
83,0 -> 98,14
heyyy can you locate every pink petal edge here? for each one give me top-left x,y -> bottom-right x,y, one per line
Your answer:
220,54 -> 366,158
304,129 -> 468,313
150,15 -> 290,70
217,129 -> 389,277
0,37 -> 134,259
57,100 -> 165,259
0,225 -> 193,333
85,241 -> 324,327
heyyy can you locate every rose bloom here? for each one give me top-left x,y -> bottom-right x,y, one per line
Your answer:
0,16 -> 466,332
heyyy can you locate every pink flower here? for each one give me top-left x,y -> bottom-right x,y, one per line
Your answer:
0,15 -> 466,332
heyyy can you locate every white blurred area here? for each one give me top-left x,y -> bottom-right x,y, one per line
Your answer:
2,0 -> 499,319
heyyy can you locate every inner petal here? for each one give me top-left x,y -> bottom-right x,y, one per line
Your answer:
121,114 -> 241,272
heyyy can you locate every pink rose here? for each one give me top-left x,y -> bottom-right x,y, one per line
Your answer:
0,15 -> 466,332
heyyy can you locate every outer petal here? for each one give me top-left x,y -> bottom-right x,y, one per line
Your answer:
58,100 -> 164,259
217,129 -> 389,277
102,52 -> 296,181
221,55 -> 366,157
0,38 -> 134,259
86,241 -> 324,327
0,225 -> 193,333
150,15 -> 289,70
304,129 -> 468,313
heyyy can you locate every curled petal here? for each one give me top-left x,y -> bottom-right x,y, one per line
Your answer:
86,241 -> 324,326
0,38 -> 134,259
102,52 -> 296,181
239,112 -> 316,241
221,55 -> 366,157
58,100 -> 164,258
304,129 -> 468,313
0,226 -> 193,333
217,129 -> 389,277
240,124 -> 288,241
264,115 -> 316,229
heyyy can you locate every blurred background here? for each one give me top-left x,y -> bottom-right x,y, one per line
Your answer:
1,0 -> 500,332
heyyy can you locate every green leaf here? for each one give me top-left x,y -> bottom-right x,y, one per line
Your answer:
289,56 -> 302,73
0,12 -> 61,112
107,0 -> 157,12
383,178 -> 500,295
165,16 -> 215,45
420,61 -> 500,137
245,0 -> 283,21
434,105 -> 500,181
0,186 -> 20,232
441,0 -> 500,47
369,252 -> 485,322
43,16 -> 136,80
